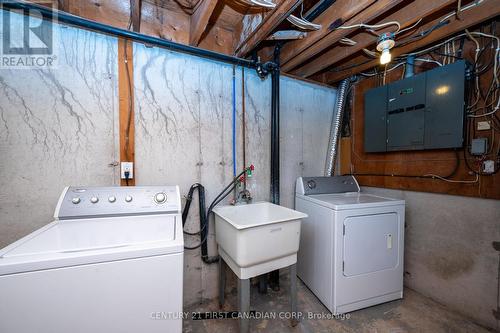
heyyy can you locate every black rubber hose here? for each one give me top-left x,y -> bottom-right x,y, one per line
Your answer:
182,168 -> 250,263
182,183 -> 199,228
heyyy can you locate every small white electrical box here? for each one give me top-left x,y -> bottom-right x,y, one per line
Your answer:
120,162 -> 134,179
482,160 -> 495,174
477,121 -> 491,131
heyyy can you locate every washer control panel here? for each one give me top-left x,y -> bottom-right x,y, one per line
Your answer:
55,186 -> 181,220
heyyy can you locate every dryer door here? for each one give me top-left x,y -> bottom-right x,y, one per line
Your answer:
343,213 -> 399,276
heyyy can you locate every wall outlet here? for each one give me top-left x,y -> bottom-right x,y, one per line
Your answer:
120,162 -> 134,179
482,160 -> 495,174
476,121 -> 491,131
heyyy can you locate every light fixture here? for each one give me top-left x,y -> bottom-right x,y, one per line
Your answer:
376,32 -> 395,65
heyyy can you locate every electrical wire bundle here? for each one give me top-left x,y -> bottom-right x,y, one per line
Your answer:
347,19 -> 500,182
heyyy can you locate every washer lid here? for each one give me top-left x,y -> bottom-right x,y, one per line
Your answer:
0,215 -> 183,275
300,193 -> 405,210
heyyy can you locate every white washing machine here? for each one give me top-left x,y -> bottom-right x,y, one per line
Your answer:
0,186 -> 184,333
295,176 -> 405,314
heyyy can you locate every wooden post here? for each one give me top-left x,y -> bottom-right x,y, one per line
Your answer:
118,39 -> 135,186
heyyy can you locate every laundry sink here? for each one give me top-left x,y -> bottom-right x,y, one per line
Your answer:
213,202 -> 307,279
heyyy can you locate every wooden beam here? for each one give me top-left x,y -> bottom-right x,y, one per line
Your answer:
323,0 -> 500,83
130,0 -> 142,33
292,0 -> 458,77
281,0 -> 407,72
118,39 -> 135,186
279,0 -> 375,66
234,0 -> 302,57
190,0 -> 218,46
339,137 -> 352,175
57,0 -> 69,12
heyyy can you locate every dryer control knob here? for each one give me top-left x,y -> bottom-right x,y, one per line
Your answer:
108,196 -> 116,203
307,180 -> 317,189
72,197 -> 81,204
90,197 -> 99,204
154,192 -> 167,204
125,195 -> 133,202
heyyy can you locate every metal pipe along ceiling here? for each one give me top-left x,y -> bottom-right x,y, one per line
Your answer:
1,0 -> 257,69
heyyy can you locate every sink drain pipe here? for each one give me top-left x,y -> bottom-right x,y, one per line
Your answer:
325,78 -> 350,176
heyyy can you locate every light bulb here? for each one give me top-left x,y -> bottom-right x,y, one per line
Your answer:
380,48 -> 391,65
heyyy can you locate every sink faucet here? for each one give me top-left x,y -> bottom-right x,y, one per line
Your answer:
232,189 -> 252,205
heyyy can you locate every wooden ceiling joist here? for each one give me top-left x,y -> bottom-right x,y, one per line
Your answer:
278,0 -> 376,66
189,0 -> 219,45
321,0 -> 500,83
292,0 -> 460,77
57,0 -> 69,12
130,0 -> 142,33
280,0 -> 407,72
234,0 -> 302,57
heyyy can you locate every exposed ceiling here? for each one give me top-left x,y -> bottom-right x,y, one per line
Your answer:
31,0 -> 500,84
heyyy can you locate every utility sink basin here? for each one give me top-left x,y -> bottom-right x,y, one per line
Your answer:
213,202 -> 307,279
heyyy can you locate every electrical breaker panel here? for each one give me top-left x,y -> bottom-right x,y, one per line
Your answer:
364,60 -> 466,153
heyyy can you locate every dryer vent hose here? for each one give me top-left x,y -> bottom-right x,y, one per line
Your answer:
325,78 -> 350,177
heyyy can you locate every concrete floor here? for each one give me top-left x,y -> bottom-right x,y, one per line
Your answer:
184,269 -> 492,333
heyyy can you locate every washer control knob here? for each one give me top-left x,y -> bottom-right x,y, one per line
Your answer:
72,197 -> 81,204
90,197 -> 99,204
125,195 -> 133,203
108,196 -> 116,203
154,192 -> 167,204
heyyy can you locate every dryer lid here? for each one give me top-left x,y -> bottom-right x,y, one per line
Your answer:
0,215 -> 182,275
301,193 -> 405,210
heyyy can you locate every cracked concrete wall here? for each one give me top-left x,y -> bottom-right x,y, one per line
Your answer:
362,187 -> 500,330
0,11 -> 119,248
0,10 -> 337,310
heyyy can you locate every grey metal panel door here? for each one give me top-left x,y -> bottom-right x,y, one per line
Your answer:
364,85 -> 388,152
387,109 -> 425,150
343,213 -> 399,277
386,73 -> 426,151
424,60 -> 465,149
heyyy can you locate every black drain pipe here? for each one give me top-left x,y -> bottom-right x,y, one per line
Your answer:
1,0 -> 257,69
269,44 -> 282,291
270,44 -> 281,206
